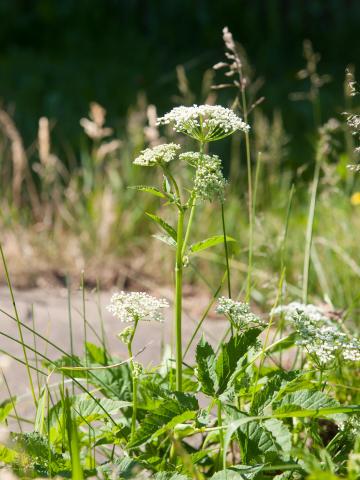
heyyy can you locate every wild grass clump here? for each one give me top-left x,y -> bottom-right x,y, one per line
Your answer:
0,28 -> 360,480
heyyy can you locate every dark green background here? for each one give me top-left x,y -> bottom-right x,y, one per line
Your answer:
0,0 -> 359,155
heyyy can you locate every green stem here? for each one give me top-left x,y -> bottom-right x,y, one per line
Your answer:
0,243 -> 37,407
245,129 -> 253,303
302,156 -> 321,304
181,195 -> 196,257
240,88 -> 253,303
131,376 -> 138,438
175,210 -> 184,391
221,202 -> 232,299
181,141 -> 204,256
128,317 -> 139,440
217,400 -> 225,471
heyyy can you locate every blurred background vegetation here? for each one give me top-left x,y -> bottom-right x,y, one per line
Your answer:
1,0 -> 359,162
0,0 -> 359,314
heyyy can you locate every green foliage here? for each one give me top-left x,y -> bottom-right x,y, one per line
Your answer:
1,23 -> 360,479
145,213 -> 178,242
189,235 -> 236,253
128,392 -> 198,448
196,329 -> 263,399
0,398 -> 15,423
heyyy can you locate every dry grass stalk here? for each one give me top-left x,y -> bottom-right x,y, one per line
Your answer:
38,116 -> 50,165
80,102 -> 113,140
0,108 -> 26,207
96,139 -> 122,162
144,104 -> 162,146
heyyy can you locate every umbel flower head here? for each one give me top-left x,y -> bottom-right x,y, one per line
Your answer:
133,143 -> 181,167
192,153 -> 226,202
272,302 -> 360,365
216,297 -> 265,330
107,291 -> 169,323
157,105 -> 250,143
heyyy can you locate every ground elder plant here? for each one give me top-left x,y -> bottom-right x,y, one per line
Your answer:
138,104 -> 250,392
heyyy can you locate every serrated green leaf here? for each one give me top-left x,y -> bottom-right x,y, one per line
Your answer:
196,336 -> 217,396
189,235 -> 236,253
273,390 -> 338,415
211,464 -> 265,479
226,407 -> 291,463
128,392 -> 198,448
152,233 -> 177,248
72,396 -> 132,423
49,395 -> 131,435
251,371 -> 298,415
145,213 -> 177,241
50,354 -> 132,400
129,185 -> 166,198
223,405 -> 360,467
215,329 -> 262,395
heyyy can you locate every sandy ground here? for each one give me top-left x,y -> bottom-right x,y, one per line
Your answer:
0,286 -> 228,419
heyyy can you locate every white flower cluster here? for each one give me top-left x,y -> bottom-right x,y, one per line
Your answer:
179,151 -> 203,167
216,297 -> 265,329
272,302 -> 360,365
272,302 -> 331,324
107,291 -> 169,323
157,105 -> 250,143
342,338 -> 360,362
133,143 -> 181,166
192,153 -> 226,202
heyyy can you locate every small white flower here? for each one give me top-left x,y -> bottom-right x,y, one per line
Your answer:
216,297 -> 265,329
133,143 -> 181,166
157,105 -> 249,142
107,291 -> 169,323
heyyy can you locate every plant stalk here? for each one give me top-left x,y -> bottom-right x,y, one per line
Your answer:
302,156 -> 321,304
175,209 -> 184,391
128,317 -> 139,439
217,400 -> 225,470
221,202 -> 232,299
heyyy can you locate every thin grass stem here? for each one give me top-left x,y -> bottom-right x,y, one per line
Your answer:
302,155 -> 321,303
0,243 -> 37,407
